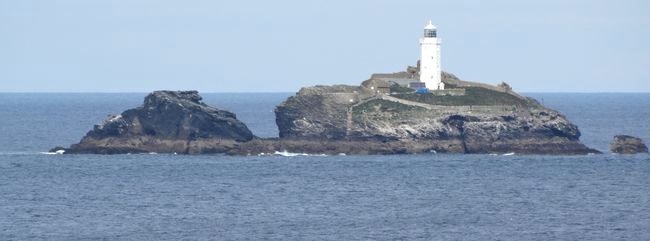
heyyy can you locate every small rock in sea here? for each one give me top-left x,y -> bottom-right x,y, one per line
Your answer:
610,135 -> 648,154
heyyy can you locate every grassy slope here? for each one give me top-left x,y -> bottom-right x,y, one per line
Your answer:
391,87 -> 532,107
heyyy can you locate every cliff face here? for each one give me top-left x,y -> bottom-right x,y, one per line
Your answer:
274,78 -> 598,155
66,91 -> 254,154
275,85 -> 375,140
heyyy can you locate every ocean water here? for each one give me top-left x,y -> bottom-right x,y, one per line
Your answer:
0,93 -> 649,240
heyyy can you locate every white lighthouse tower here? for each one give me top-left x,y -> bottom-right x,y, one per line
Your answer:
419,20 -> 443,90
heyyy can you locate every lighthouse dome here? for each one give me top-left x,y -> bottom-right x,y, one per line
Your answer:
424,20 -> 436,30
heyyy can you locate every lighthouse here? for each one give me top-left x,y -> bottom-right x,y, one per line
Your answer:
419,20 -> 443,90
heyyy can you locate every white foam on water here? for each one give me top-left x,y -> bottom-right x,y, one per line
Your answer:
40,150 -> 65,155
257,150 -> 327,157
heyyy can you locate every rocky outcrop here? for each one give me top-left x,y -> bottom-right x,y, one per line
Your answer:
610,135 -> 648,154
63,91 -> 254,154
274,78 -> 599,155
57,73 -> 601,155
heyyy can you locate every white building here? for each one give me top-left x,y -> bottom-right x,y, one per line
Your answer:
419,20 -> 443,90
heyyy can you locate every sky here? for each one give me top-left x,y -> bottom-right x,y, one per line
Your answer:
0,0 -> 648,92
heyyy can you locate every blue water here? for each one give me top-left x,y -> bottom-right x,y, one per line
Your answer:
0,93 -> 649,240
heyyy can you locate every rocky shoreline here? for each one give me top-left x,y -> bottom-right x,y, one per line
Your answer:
54,73 -> 603,155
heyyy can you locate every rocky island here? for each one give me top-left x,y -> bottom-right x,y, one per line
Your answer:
265,70 -> 599,155
53,21 -> 601,155
55,69 -> 599,155
58,91 -> 254,154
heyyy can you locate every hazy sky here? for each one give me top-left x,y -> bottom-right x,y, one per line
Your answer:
1,0 -> 648,92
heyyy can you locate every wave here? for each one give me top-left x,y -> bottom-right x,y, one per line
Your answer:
258,150 -> 328,157
40,150 -> 65,155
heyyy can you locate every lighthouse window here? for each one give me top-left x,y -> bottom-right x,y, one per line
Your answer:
424,29 -> 437,38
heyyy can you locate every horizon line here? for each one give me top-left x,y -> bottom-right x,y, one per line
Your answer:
1,91 -> 650,94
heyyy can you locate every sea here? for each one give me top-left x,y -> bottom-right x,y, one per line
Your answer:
0,92 -> 649,240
